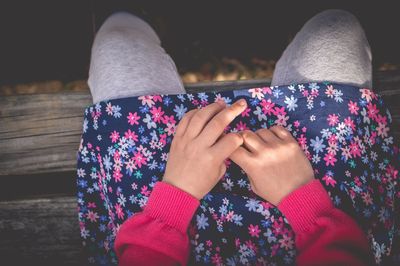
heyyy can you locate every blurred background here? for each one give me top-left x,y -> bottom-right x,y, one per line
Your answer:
0,0 -> 399,94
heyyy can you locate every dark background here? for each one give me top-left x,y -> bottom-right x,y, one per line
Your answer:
0,0 -> 399,86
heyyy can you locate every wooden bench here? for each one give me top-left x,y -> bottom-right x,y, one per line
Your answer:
1,71 -> 399,265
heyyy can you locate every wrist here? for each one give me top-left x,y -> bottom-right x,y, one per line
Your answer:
162,179 -> 203,200
144,181 -> 200,233
277,179 -> 334,233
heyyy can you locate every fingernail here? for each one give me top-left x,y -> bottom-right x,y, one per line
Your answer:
237,99 -> 246,106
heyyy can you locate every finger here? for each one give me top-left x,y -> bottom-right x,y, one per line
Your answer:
269,125 -> 293,141
228,146 -> 253,171
175,109 -> 199,137
197,99 -> 247,145
240,130 -> 266,153
255,128 -> 281,144
185,101 -> 226,139
211,132 -> 244,161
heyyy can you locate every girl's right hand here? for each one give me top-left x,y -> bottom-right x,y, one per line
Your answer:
162,99 -> 248,200
229,126 -> 315,205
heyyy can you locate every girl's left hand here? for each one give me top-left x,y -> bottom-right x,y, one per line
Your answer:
162,99 -> 247,200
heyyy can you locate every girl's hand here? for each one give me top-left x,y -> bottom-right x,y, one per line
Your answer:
163,99 -> 247,200
229,126 -> 315,205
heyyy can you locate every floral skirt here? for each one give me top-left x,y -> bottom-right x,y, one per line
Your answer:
76,82 -> 400,265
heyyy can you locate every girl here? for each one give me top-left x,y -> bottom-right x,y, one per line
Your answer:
77,9 -> 399,265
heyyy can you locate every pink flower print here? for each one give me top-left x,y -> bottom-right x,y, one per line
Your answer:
275,114 -> 289,127
311,89 -> 319,97
302,90 -> 309,97
133,150 -> 147,168
377,123 -> 389,138
327,114 -> 339,126
376,114 -> 388,125
297,134 -> 307,148
386,164 -> 398,180
324,152 -> 337,166
125,158 -> 137,173
138,95 -> 155,107
279,234 -> 294,250
110,131 -> 120,143
322,174 -> 337,187
294,120 -> 300,128
87,202 -> 97,208
211,253 -> 222,265
344,117 -> 356,131
165,123 -> 176,136
348,100 -> 359,115
328,134 -> 337,145
349,141 -> 361,158
159,134 -> 167,146
153,95 -> 163,103
245,240 -> 258,252
86,210 -> 99,223
105,102 -> 113,115
124,129 -> 138,142
192,99 -> 199,106
127,112 -> 141,125
260,99 -> 275,115
225,211 -> 234,222
273,106 -> 286,116
141,185 -> 151,197
367,103 -> 378,121
271,243 -> 280,256
325,85 -> 335,97
360,88 -> 374,102
150,106 -> 165,123
206,240 -> 212,247
262,86 -> 272,94
249,88 -> 264,100
362,192 -> 373,206
235,121 -> 249,131
163,115 -> 176,125
115,203 -> 125,220
235,238 -> 241,247
248,224 -> 261,238
241,107 -> 251,117
113,169 -> 122,182
341,146 -> 352,161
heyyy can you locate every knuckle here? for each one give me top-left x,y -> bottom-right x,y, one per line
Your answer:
227,132 -> 243,144
241,130 -> 253,138
256,128 -> 268,135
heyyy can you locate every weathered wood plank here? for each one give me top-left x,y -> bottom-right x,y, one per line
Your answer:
0,196 -> 83,265
1,71 -> 400,176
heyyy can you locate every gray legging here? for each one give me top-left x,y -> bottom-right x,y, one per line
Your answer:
88,9 -> 372,104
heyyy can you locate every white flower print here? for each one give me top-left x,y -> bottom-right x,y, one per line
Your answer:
196,213 -> 209,230
173,104 -> 187,120
310,136 -> 326,154
284,95 -> 298,111
143,114 -> 157,129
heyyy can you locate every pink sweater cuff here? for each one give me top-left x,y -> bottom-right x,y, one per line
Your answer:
278,179 -> 334,233
143,181 -> 200,233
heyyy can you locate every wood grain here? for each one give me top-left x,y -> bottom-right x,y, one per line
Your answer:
0,195 -> 84,265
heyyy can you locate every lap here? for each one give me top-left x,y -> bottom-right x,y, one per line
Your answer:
77,82 -> 399,265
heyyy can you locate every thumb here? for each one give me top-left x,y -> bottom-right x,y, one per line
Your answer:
211,132 -> 243,161
229,146 -> 252,171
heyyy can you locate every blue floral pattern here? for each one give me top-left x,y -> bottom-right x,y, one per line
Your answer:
77,82 -> 400,265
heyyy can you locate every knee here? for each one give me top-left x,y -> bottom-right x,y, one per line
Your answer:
306,9 -> 364,37
97,11 -> 160,44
